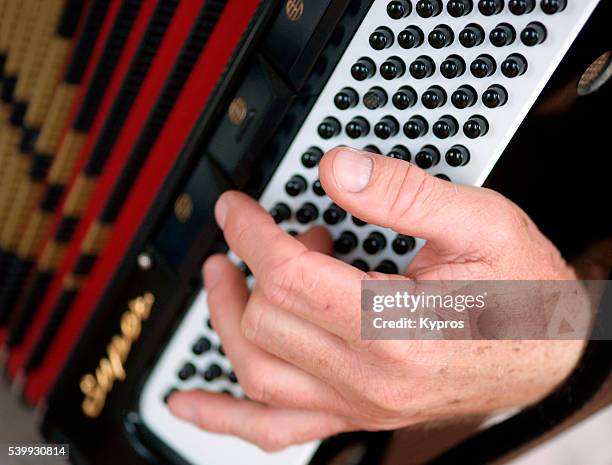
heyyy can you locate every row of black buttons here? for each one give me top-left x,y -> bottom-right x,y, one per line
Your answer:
335,84 -> 508,111
318,114 -> 489,140
370,21 -> 546,51
386,0 -> 566,19
177,361 -> 236,383
352,53 -> 528,81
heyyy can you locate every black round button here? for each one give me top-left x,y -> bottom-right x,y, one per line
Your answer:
351,259 -> 370,272
387,0 -> 413,18
317,116 -> 341,139
380,56 -> 405,80
451,84 -> 477,109
398,26 -> 424,49
415,145 -> 440,169
206,318 -> 213,329
228,371 -> 238,383
163,388 -> 178,404
352,216 -> 367,226
445,144 -> 470,166
192,337 -> 212,355
323,204 -> 347,225
392,234 -> 416,254
270,203 -> 291,223
440,55 -> 466,79
388,145 -> 411,161
541,0 -> 566,14
470,54 -> 497,78
508,0 -> 535,14
447,0 -> 473,16
428,25 -> 454,49
375,260 -> 399,274
392,85 -> 417,109
363,232 -> 387,254
239,261 -> 251,277
403,115 -> 428,139
369,26 -> 394,50
203,363 -> 223,382
432,115 -> 459,139
296,203 -> 319,224
351,57 -> 376,81
346,117 -> 370,138
421,85 -> 447,109
285,175 -> 307,196
501,53 -> 528,77
463,115 -> 489,138
312,179 -> 325,196
218,345 -> 226,356
521,22 -> 547,46
478,0 -> 503,15
459,23 -> 485,47
334,87 -> 358,110
482,84 -> 508,108
334,231 -> 358,254
301,147 -> 323,168
363,145 -> 381,154
178,362 -> 196,380
490,23 -> 516,47
363,86 -> 388,110
435,173 -> 451,181
416,0 -> 443,17
409,55 -> 435,79
374,115 -> 400,139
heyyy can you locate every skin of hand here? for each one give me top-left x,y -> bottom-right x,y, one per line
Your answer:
168,147 -> 585,452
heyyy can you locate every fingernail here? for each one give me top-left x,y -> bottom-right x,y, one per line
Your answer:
203,259 -> 221,289
169,396 -> 199,424
214,195 -> 228,229
333,148 -> 373,193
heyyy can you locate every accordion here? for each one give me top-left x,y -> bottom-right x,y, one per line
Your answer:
0,0 -> 609,464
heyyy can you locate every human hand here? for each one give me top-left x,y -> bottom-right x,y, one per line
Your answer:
168,147 -> 584,451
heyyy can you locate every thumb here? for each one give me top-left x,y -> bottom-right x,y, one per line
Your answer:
319,147 -> 511,253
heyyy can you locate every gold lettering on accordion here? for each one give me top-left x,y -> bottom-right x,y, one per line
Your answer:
285,0 -> 304,22
174,193 -> 193,223
228,97 -> 248,125
80,293 -> 154,418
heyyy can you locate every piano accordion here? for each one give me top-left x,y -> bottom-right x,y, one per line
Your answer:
0,0 -> 609,464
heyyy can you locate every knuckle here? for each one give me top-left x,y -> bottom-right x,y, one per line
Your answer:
239,371 -> 268,403
241,304 -> 263,344
262,250 -> 313,309
258,428 -> 292,452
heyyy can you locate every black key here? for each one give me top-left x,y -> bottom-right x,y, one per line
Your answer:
440,55 -> 466,79
398,26 -> 424,49
203,363 -> 223,382
463,115 -> 489,138
428,25 -> 454,49
192,337 -> 212,355
363,87 -> 388,110
421,85 -> 447,109
375,260 -> 399,274
334,87 -> 359,110
416,0 -> 443,17
363,144 -> 381,154
369,26 -> 394,50
334,231 -> 358,254
206,318 -> 213,329
501,53 -> 528,77
447,0 -> 473,17
374,115 -> 400,139
270,203 -> 291,223
351,57 -> 376,81
323,204 -> 347,225
312,179 -> 325,196
541,0 -> 567,14
392,85 -> 417,110
352,216 -> 367,226
451,85 -> 477,109
388,145 -> 411,161
352,259 -> 370,272
508,0 -> 535,15
296,203 -> 319,224
301,147 -> 323,168
445,144 -> 471,166
409,55 -> 435,79
379,56 -> 405,80
218,345 -> 226,356
163,388 -> 178,404
178,362 -> 196,381
478,0 -> 503,15
521,22 -> 546,46
435,173 -> 451,181
363,232 -> 387,254
228,371 -> 238,383
415,145 -> 441,169
285,175 -> 308,196
490,23 -> 516,47
387,0 -> 413,19
432,115 -> 459,139
482,84 -> 508,108
392,235 -> 416,254
470,54 -> 497,78
403,115 -> 428,139
346,116 -> 370,138
459,24 -> 485,48
318,116 -> 341,139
